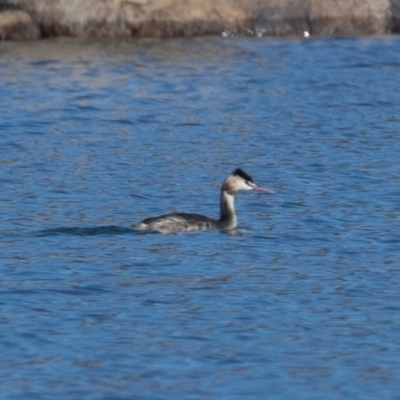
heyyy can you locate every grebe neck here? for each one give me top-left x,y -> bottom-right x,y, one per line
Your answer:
219,189 -> 237,230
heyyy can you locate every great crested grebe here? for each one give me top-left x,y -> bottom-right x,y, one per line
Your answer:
132,168 -> 274,234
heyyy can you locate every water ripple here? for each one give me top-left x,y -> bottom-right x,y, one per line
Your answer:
1,36 -> 400,400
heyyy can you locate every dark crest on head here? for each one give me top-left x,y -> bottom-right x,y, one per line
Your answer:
233,168 -> 253,182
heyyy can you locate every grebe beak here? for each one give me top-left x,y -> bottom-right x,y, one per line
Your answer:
249,182 -> 275,194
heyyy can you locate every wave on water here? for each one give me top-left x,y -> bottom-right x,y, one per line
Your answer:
37,226 -> 135,237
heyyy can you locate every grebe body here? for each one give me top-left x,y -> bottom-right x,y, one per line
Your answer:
132,168 -> 273,234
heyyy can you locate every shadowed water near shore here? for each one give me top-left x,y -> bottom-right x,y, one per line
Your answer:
1,0 -> 400,40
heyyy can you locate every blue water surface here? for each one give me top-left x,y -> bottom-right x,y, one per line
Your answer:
1,36 -> 400,399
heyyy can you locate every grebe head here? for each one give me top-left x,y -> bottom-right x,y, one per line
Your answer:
223,168 -> 274,195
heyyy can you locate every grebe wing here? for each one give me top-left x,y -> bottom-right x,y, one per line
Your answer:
132,213 -> 217,233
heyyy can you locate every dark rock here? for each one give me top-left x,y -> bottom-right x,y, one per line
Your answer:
390,0 -> 400,32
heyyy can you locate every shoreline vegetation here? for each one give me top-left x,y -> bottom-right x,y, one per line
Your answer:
1,0 -> 400,41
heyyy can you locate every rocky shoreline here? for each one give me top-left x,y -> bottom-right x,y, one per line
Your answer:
1,0 -> 400,40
